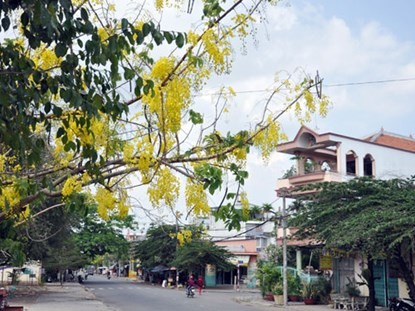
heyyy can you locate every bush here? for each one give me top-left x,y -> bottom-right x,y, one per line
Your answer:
256,260 -> 282,295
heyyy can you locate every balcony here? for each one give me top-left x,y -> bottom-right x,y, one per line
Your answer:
276,171 -> 344,195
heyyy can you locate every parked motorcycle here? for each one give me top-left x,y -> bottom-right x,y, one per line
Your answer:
389,297 -> 415,311
186,286 -> 195,298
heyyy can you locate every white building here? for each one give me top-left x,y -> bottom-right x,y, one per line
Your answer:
275,126 -> 415,306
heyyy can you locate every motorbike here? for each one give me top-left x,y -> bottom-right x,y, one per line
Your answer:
186,286 -> 195,298
389,297 -> 415,311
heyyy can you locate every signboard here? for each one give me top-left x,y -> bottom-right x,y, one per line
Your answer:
320,255 -> 333,270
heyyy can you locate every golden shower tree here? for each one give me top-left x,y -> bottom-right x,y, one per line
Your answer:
0,0 -> 329,229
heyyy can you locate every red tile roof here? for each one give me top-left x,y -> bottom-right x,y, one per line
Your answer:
364,130 -> 415,152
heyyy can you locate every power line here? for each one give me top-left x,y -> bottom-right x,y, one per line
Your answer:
195,77 -> 415,97
325,77 -> 415,88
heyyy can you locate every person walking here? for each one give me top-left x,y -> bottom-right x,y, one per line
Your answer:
196,275 -> 204,295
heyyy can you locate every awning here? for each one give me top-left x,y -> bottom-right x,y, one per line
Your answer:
229,255 -> 250,267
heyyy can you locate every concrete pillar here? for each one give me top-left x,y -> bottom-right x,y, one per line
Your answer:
296,249 -> 302,272
205,264 -> 216,287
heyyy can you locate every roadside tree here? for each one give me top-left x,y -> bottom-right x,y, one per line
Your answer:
290,177 -> 415,309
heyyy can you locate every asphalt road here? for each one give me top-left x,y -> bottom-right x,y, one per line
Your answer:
84,275 -> 266,311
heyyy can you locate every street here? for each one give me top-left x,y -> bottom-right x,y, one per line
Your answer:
84,275 -> 267,311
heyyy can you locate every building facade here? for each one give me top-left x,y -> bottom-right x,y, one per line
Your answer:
275,126 -> 415,306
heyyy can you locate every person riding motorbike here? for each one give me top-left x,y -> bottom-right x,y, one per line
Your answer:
186,275 -> 195,297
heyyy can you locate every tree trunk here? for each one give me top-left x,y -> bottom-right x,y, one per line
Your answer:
367,257 -> 376,311
394,247 -> 415,301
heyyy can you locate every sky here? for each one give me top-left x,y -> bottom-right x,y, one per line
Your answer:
118,0 -> 415,229
212,0 -> 415,209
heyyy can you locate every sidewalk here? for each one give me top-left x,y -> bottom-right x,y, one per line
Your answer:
7,283 -> 114,311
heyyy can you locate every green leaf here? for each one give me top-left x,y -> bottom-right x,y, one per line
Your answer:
80,8 -> 89,21
60,88 -> 71,102
1,16 -> 10,31
21,12 -> 29,26
152,31 -> 164,45
164,31 -> 174,44
55,43 -> 68,57
121,18 -> 128,33
175,33 -> 185,48
56,127 -> 65,138
64,141 -> 76,152
123,67 -> 135,80
134,76 -> 143,97
189,109 -> 203,124
142,23 -> 151,37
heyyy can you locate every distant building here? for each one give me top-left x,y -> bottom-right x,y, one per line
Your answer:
201,204 -> 275,288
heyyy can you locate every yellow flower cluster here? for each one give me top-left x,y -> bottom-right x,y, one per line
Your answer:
239,191 -> 250,219
151,57 -> 175,81
62,176 -> 83,198
232,13 -> 256,40
36,48 -> 62,70
117,190 -> 130,217
123,137 -> 155,183
164,76 -> 191,133
0,184 -> 21,213
97,27 -> 110,42
185,180 -> 209,216
143,57 -> 192,134
177,229 -> 192,246
187,30 -> 200,46
65,115 -> 108,148
95,187 -> 117,220
0,154 -> 7,173
0,154 -> 21,174
53,140 -> 75,167
201,28 -> 232,74
147,168 -> 179,207
252,116 -> 287,162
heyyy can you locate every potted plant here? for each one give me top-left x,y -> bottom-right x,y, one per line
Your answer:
256,260 -> 282,301
272,282 -> 284,305
287,273 -> 302,302
302,281 -> 318,305
314,276 -> 333,304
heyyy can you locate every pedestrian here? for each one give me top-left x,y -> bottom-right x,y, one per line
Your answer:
196,275 -> 204,295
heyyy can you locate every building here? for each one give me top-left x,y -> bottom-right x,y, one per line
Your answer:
203,205 -> 275,288
275,126 -> 415,306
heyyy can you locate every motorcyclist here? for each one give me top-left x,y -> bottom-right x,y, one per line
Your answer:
186,275 -> 195,296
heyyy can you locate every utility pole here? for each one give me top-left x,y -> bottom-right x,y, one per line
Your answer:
278,187 -> 289,308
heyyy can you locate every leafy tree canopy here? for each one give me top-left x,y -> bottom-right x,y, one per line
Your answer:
171,239 -> 234,273
73,209 -> 132,260
133,224 -> 178,269
290,176 -> 415,301
0,0 -> 330,234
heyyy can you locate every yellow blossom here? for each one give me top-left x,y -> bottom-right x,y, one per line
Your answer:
62,176 -> 83,197
177,229 -> 192,246
240,192 -> 250,219
147,168 -> 179,207
95,187 -> 117,220
185,180 -> 209,216
151,57 -> 175,81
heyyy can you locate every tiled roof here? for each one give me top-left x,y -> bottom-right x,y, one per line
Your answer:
364,130 -> 415,152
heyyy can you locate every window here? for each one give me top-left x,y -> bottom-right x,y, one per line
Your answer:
363,154 -> 374,176
346,151 -> 357,175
